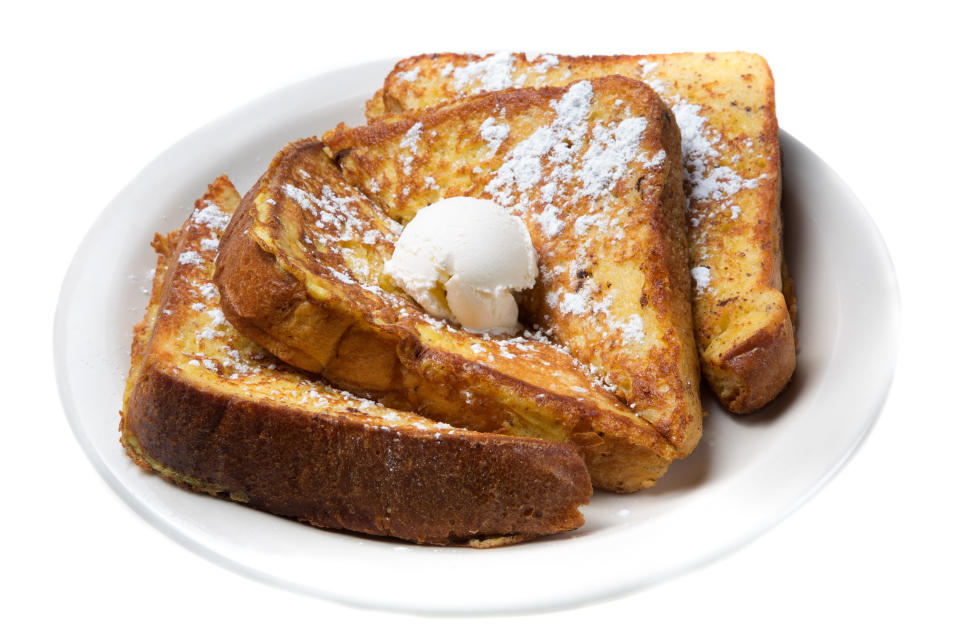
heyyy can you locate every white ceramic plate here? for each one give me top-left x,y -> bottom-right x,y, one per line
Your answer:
54,59 -> 899,615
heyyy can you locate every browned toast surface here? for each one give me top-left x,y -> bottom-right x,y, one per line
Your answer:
373,52 -> 795,413
216,76 -> 700,491
120,176 -> 592,545
216,137 -> 678,492
326,76 -> 700,455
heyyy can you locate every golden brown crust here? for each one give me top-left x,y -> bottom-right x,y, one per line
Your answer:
217,77 -> 701,490
374,52 -> 796,414
332,77 -> 700,461
125,363 -> 591,544
365,88 -> 387,119
215,135 -> 678,491
707,302 -> 795,413
120,177 -> 592,546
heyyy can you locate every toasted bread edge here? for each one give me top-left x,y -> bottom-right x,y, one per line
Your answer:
372,51 -> 797,415
120,178 -> 591,546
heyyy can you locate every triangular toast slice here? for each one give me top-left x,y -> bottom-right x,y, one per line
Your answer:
370,52 -> 796,413
216,76 -> 701,491
120,176 -> 591,545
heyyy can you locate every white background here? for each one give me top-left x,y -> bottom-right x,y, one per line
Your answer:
4,1 -> 958,637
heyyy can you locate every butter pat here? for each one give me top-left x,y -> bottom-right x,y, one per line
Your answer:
385,197 -> 537,334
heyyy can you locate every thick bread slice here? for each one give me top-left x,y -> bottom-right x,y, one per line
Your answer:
120,176 -> 591,545
325,76 -> 700,455
373,52 -> 795,413
216,76 -> 699,491
216,135 -> 677,491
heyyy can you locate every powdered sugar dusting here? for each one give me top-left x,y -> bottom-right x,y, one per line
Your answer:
533,205 -> 564,237
636,61 -> 761,223
161,195 -> 465,433
197,283 -> 217,300
191,202 -> 231,231
615,314 -> 645,343
547,289 -> 591,316
475,79 -> 662,354
178,251 -> 202,265
578,117 -> 648,199
443,50 -> 764,226
479,117 -> 510,156
638,59 -> 659,75
397,67 -> 420,83
207,308 -> 226,327
691,266 -> 711,293
485,80 -> 593,204
671,100 -> 738,202
453,52 -> 516,92
527,53 -> 559,74
644,149 -> 666,168
283,183 -> 368,243
399,122 -> 423,175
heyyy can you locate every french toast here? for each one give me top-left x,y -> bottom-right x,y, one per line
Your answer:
370,52 -> 796,413
215,76 -> 701,491
119,176 -> 592,546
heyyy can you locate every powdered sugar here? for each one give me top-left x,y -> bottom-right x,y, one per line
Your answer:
283,183 -> 368,243
159,195 -> 480,431
547,289 -> 591,316
178,251 -> 202,265
191,202 -> 231,231
197,327 -> 220,342
476,79 -> 659,351
485,81 -> 593,204
399,122 -> 422,151
634,62 -> 762,214
207,308 -> 226,326
526,52 -> 559,74
614,314 -> 645,343
573,212 -> 604,235
533,205 -> 564,237
399,122 -> 422,174
453,52 -> 516,92
479,117 -> 510,156
485,81 -> 656,218
397,67 -> 420,82
552,80 -> 593,130
197,283 -> 217,300
672,99 -> 757,202
443,51 -> 764,219
577,117 -> 648,199
644,149 -> 666,168
691,266 -> 711,293
688,164 -> 759,201
487,126 -> 555,199
637,59 -> 659,75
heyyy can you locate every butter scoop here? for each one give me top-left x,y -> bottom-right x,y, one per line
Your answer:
384,197 -> 538,334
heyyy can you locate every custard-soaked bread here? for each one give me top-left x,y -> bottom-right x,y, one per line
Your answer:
216,76 -> 701,491
120,176 -> 591,545
372,52 -> 796,413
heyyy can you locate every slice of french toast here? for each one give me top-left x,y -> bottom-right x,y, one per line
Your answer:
216,76 -> 701,491
120,176 -> 592,546
371,52 -> 796,413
